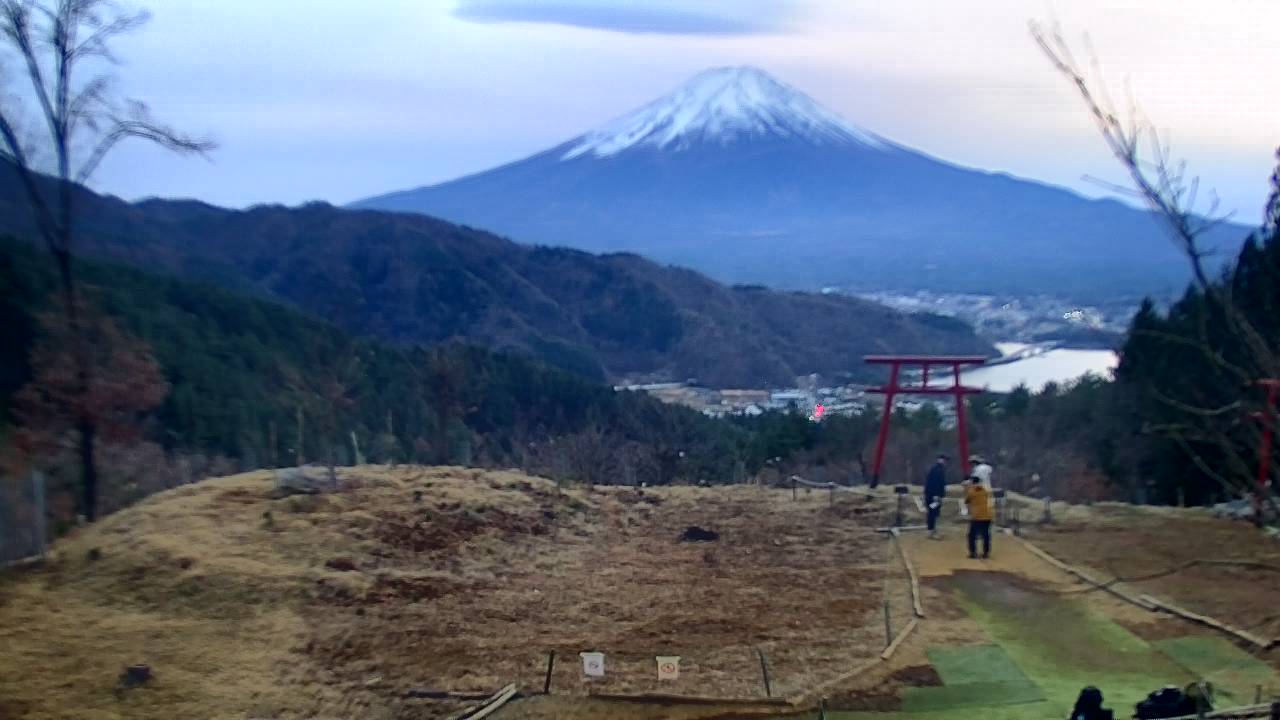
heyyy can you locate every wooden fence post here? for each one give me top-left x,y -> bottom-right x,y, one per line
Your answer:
883,598 -> 892,648
756,647 -> 773,698
543,650 -> 556,694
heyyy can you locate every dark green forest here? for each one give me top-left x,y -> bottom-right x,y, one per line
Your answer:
0,161 -> 993,389
0,237 -> 740,509
0,235 -> 934,516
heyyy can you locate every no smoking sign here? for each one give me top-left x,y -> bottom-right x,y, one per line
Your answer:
579,652 -> 605,678
656,655 -> 681,680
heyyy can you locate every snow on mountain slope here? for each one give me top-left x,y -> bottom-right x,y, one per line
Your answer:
353,65 -> 1247,299
562,65 -> 886,159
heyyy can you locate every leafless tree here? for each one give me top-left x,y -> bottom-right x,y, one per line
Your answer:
1032,21 -> 1280,519
0,0 -> 212,520
560,424 -> 619,487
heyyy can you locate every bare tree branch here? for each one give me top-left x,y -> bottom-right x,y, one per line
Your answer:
0,0 -> 214,522
1033,19 -> 1280,516
77,102 -> 213,182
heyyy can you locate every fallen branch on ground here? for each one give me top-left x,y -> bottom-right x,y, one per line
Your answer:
1106,558 -> 1280,583
403,689 -> 498,700
1140,595 -> 1276,650
1016,536 -> 1157,610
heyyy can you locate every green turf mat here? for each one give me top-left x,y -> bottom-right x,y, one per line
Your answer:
903,645 -> 1044,712
1155,636 -> 1280,703
926,645 -> 1037,688
903,680 -> 1044,712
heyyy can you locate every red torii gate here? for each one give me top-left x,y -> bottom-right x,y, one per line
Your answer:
864,355 -> 986,488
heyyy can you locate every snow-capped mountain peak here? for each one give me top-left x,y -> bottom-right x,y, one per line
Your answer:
562,65 -> 885,160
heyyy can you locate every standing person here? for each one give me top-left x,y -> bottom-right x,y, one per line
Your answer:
969,454 -> 993,490
964,476 -> 993,559
924,453 -> 948,540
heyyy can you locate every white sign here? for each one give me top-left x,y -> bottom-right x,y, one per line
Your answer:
580,652 -> 605,678
656,656 -> 681,680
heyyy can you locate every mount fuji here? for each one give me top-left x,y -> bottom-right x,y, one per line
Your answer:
354,66 -> 1245,299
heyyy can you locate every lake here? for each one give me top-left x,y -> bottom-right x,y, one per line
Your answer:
959,342 -> 1118,393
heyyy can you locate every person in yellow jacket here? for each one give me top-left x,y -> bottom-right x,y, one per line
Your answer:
964,477 -> 993,559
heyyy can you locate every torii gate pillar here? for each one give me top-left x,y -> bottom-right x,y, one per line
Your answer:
864,355 -> 986,487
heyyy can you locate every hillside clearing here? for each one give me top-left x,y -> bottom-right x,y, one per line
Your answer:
0,467 -> 890,719
4,469 -> 1280,720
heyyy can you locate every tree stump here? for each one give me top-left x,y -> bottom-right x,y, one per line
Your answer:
118,664 -> 152,689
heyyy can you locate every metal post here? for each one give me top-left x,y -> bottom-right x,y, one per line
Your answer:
1255,383 -> 1277,524
32,470 -> 46,559
870,363 -> 900,488
1043,496 -> 1052,524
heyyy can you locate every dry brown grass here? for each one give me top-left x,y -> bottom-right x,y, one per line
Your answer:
1028,510 -> 1280,643
0,466 -> 892,719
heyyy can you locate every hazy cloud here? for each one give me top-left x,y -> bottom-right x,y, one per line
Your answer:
452,0 -> 791,35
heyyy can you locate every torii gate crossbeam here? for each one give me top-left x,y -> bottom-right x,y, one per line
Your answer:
864,355 -> 986,488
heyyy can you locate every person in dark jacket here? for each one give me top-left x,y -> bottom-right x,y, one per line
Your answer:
1069,686 -> 1114,720
924,454 -> 948,539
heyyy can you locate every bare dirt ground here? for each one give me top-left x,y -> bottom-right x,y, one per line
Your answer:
0,467 -> 891,720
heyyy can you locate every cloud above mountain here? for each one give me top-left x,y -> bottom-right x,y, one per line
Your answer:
451,0 -> 792,35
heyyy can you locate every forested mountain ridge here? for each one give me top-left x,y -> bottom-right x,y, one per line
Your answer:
0,161 -> 992,388
0,236 -> 757,505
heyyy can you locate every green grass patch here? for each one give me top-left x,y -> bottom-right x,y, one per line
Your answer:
827,571 -> 1197,720
1155,636 -> 1280,704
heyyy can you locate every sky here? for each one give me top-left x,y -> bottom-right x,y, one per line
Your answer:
16,0 -> 1277,222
